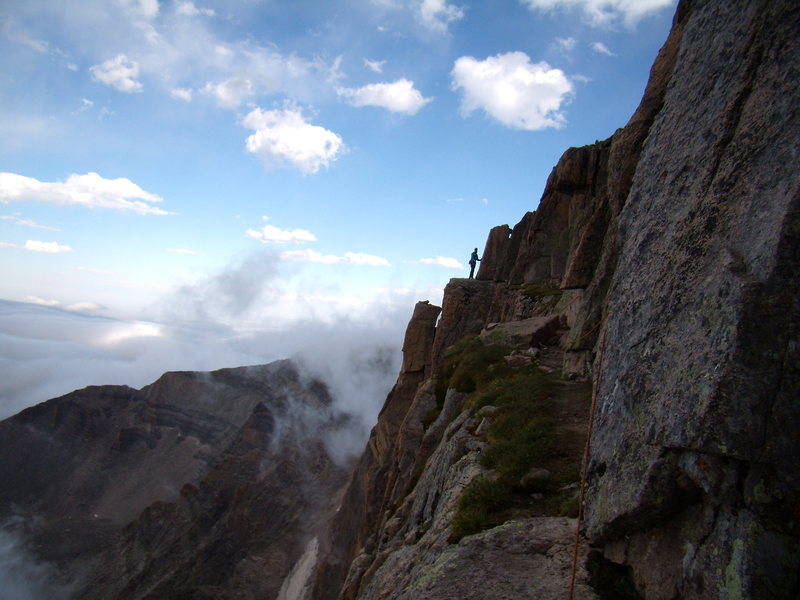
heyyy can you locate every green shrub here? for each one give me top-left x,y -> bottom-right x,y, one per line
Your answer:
482,418 -> 556,482
449,477 -> 512,542
435,337 -> 513,406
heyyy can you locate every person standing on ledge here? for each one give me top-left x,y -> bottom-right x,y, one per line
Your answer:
468,247 -> 481,279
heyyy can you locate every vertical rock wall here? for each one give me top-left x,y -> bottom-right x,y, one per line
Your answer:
585,0 -> 800,598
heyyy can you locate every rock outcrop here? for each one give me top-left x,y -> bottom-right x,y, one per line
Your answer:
583,1 -> 800,598
305,1 -> 800,599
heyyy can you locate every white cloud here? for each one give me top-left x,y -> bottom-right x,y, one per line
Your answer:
25,296 -> 61,306
242,106 -> 345,175
342,252 -> 392,266
24,240 -> 72,254
337,79 -> 432,115
0,215 -> 61,231
519,0 -> 675,27
175,1 -> 215,17
65,302 -> 105,312
451,51 -> 573,131
119,0 -> 160,20
417,256 -> 464,269
281,249 -> 390,267
0,172 -> 169,215
170,87 -> 193,102
166,248 -> 201,255
203,77 -> 253,108
364,58 -> 386,73
246,217 -> 317,244
555,36 -> 577,53
72,98 -> 95,115
89,54 -> 143,92
418,0 -> 465,32
591,41 -> 616,55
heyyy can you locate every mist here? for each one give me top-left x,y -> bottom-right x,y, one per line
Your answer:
0,524 -> 69,600
0,248 -> 432,436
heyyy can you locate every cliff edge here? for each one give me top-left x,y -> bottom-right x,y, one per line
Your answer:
307,0 -> 800,598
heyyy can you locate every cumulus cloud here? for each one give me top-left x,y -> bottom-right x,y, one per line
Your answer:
281,249 -> 391,267
23,240 -> 72,254
451,51 -> 573,131
417,0 -> 465,32
242,106 -> 345,175
203,77 -> 253,108
591,41 -> 616,55
364,58 -> 386,73
246,217 -> 317,244
0,172 -> 168,215
89,54 -> 143,92
519,0 -> 675,27
337,79 -> 432,115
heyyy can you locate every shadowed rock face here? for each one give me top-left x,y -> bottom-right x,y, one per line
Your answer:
0,360 -> 352,599
583,1 -> 800,597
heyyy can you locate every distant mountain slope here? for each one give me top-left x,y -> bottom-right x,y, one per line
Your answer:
0,360 -> 352,598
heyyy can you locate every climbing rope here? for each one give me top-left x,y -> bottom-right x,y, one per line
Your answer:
567,326 -> 608,600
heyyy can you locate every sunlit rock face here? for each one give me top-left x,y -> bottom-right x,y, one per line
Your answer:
0,360 -> 353,599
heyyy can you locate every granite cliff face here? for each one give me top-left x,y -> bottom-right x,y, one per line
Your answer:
304,1 -> 800,598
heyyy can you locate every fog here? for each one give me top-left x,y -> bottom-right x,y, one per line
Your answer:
0,249 -> 434,435
0,524 -> 70,600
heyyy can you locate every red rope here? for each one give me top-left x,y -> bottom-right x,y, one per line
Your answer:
567,327 -> 607,599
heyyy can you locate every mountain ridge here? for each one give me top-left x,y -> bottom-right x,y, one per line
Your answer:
1,0 -> 798,598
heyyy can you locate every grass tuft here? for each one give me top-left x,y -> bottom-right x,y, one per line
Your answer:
449,477 -> 511,542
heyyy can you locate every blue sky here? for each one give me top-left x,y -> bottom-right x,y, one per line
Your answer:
0,0 -> 677,416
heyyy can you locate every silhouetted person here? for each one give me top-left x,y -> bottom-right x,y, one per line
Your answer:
468,248 -> 480,278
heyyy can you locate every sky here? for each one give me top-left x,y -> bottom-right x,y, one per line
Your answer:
0,0 -> 678,419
